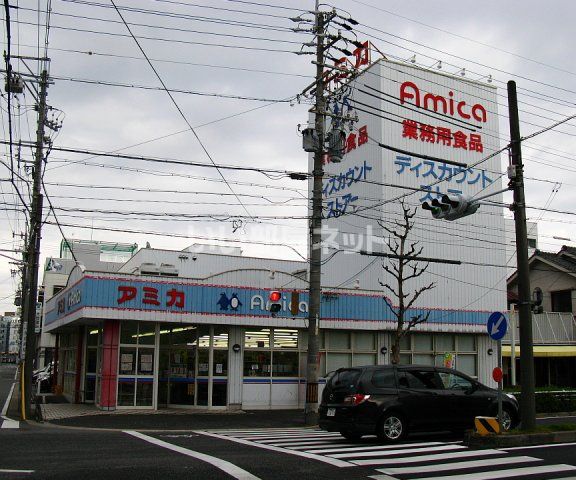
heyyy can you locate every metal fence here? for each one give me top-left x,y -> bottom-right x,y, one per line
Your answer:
503,311 -> 576,344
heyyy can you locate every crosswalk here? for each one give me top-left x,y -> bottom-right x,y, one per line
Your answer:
200,427 -> 576,480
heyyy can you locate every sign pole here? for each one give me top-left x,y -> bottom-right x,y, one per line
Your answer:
497,339 -> 503,432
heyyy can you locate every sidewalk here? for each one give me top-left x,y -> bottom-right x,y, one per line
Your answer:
38,403 -> 310,431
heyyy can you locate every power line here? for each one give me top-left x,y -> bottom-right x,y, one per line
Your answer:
111,0 -> 258,222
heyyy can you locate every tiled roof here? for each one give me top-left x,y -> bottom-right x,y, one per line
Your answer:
535,249 -> 576,272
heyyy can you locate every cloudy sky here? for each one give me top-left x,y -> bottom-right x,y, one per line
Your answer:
1,0 -> 575,314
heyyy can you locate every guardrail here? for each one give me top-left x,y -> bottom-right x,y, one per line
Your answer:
503,311 -> 576,344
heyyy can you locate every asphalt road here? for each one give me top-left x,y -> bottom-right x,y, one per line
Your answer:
3,364 -> 576,480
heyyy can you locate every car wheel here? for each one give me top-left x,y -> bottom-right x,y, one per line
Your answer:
500,407 -> 514,431
377,412 -> 407,442
340,431 -> 362,441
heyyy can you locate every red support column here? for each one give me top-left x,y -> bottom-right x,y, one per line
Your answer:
74,327 -> 84,404
99,320 -> 119,410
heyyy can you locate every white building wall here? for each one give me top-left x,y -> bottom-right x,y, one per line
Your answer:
317,59 -> 507,316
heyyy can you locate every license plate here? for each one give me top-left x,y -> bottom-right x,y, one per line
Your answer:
327,408 -> 336,417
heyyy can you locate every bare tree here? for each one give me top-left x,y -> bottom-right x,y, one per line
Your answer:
379,201 -> 436,365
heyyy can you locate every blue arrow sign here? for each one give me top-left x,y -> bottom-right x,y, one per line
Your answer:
487,311 -> 508,341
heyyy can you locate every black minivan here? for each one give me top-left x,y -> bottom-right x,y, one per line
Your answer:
319,364 -> 519,442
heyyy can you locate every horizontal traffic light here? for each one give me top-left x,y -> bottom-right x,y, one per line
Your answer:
422,193 -> 479,221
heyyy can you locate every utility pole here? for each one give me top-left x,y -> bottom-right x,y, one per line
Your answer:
507,80 -> 536,430
22,68 -> 48,419
305,3 -> 327,426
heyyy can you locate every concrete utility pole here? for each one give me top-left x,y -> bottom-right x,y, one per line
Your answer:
507,80 -> 536,430
23,68 -> 48,419
305,4 -> 327,426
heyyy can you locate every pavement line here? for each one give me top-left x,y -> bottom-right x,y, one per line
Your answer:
236,433 -> 339,441
0,470 -> 34,474
195,430 -> 354,468
0,416 -> 20,429
379,455 -> 541,475
329,444 -> 466,459
1,382 -> 15,416
287,442 -> 360,449
124,430 -> 261,480
503,442 -> 576,451
364,449 -> 504,467
306,441 -> 459,454
414,463 -> 576,480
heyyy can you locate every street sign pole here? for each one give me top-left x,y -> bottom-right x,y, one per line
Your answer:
497,339 -> 503,432
487,311 -> 507,433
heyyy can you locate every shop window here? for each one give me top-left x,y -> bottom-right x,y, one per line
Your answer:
135,379 -> 153,406
399,335 -> 411,350
138,323 -> 156,345
119,348 -> 137,375
117,379 -> 135,406
435,335 -> 455,352
458,335 -> 476,352
399,353 -> 411,365
272,351 -> 298,376
213,350 -> 228,376
212,381 -> 227,407
413,353 -> 434,366
120,321 -> 139,345
197,349 -> 209,376
457,355 -> 477,377
329,331 -> 350,350
414,334 -> 433,352
137,349 -> 154,375
87,329 -> 99,347
213,327 -> 229,348
198,325 -> 211,348
244,350 -> 271,376
273,329 -> 298,348
244,329 -> 271,348
326,353 -> 351,373
168,326 -> 196,347
354,332 -> 375,351
353,353 -> 376,366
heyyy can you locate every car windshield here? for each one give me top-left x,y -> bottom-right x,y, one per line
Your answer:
328,368 -> 361,391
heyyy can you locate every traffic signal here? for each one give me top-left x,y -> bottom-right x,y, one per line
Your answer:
422,193 -> 479,221
269,290 -> 282,314
290,291 -> 300,316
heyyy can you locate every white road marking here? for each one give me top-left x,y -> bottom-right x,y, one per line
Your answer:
286,442 -> 360,450
504,442 -> 576,451
306,441 -> 459,454
124,430 -> 261,480
196,430 -> 354,468
238,433 -> 339,441
0,416 -> 19,429
329,444 -> 466,459
1,382 -> 15,416
0,470 -> 34,474
270,439 -> 358,450
415,464 -> 576,480
380,455 -> 541,475
362,448 -> 504,466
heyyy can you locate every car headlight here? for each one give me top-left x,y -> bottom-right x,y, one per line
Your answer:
506,393 -> 517,402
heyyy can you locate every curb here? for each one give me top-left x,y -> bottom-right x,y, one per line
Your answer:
465,430 -> 576,448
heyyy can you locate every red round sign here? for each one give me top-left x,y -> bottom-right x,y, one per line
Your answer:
492,367 -> 503,383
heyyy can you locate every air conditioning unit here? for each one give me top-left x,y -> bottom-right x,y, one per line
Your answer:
139,262 -> 160,275
159,263 -> 179,277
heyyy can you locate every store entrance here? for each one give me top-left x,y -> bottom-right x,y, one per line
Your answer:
158,324 -> 228,408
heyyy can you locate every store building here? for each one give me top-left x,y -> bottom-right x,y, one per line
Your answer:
41,241 -> 498,411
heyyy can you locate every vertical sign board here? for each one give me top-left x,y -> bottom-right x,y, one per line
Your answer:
317,58 -> 507,317
487,311 -> 508,430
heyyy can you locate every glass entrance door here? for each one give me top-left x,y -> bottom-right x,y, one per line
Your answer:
158,324 -> 228,408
